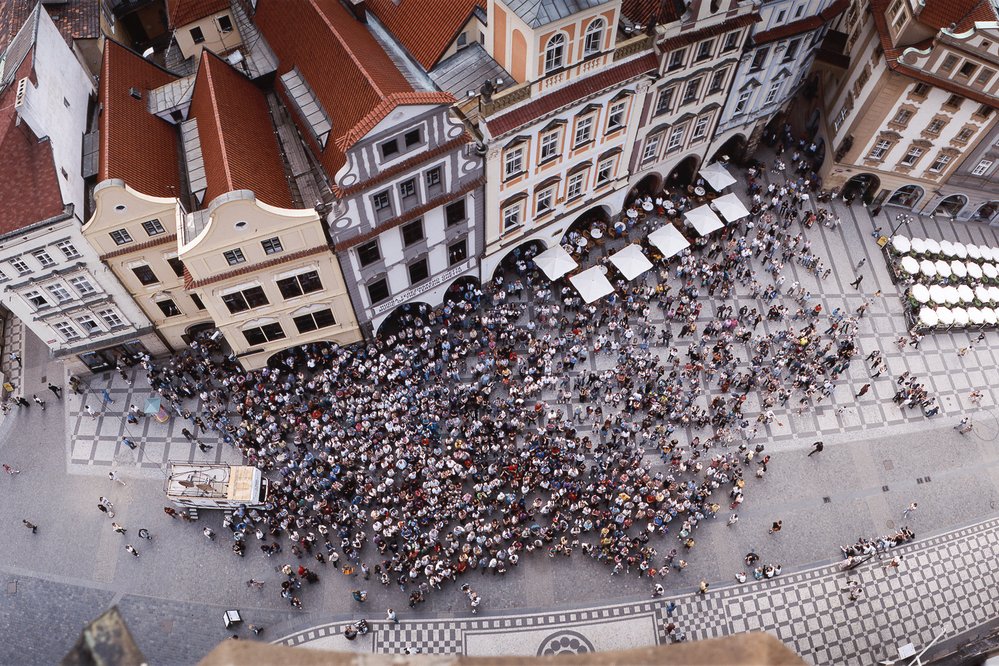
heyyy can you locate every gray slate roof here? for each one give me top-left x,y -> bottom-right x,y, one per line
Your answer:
505,0 -> 613,27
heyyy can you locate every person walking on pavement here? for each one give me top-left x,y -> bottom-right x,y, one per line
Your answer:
849,274 -> 864,289
121,436 -> 137,450
855,384 -> 871,398
98,496 -> 115,518
15,396 -> 29,408
112,522 -> 127,534
22,519 -> 37,533
47,383 -> 62,399
902,502 -> 918,520
386,608 -> 398,623
856,257 -> 866,269
163,506 -> 179,519
769,520 -> 783,534
108,470 -> 126,486
101,389 -> 114,405
138,529 -> 152,540
698,580 -> 709,595
652,583 -> 665,598
9,352 -> 20,367
352,589 -> 367,603
955,417 -> 973,434
85,404 -> 98,419
203,527 -> 216,540
808,441 -> 824,456
181,427 -> 197,443
198,442 -> 214,453
726,514 -> 739,526
3,464 -> 20,475
125,545 -> 139,557
31,394 -> 45,409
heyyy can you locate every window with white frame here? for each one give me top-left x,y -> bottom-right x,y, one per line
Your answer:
109,229 -> 133,245
55,240 -> 80,259
889,0 -> 906,31
972,159 -> 994,176
223,248 -> 246,265
76,315 -> 101,334
566,172 -> 585,200
32,250 -> 55,268
868,139 -> 892,160
69,276 -> 96,295
141,218 -> 166,236
607,101 -> 626,131
691,116 -> 710,141
544,33 -> 566,73
574,116 -> 594,146
751,47 -> 769,70
899,146 -> 924,166
596,157 -> 616,184
928,153 -> 952,172
261,237 -> 284,255
735,90 -> 752,114
667,124 -> 686,152
10,257 -> 30,274
24,290 -> 48,308
47,283 -> 72,303
694,39 -> 714,62
784,38 -> 801,60
682,77 -> 702,105
891,109 -> 913,124
504,146 -> 524,178
926,118 -> 946,134
956,127 -> 975,142
502,202 -> 522,230
833,106 -> 849,131
642,134 -> 662,162
722,31 -> 740,52
540,130 -> 560,162
53,321 -> 80,341
708,68 -> 727,94
98,308 -> 124,328
667,48 -> 686,71
536,187 -> 555,215
584,19 -> 604,56
654,87 -> 675,115
764,81 -> 782,105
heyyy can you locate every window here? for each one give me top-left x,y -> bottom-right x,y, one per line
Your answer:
975,68 -> 995,85
892,109 -> 913,124
695,39 -> 714,62
242,322 -> 285,346
722,32 -> 740,52
448,238 -> 468,266
24,290 -> 47,308
69,276 -> 95,295
217,14 -> 233,33
940,54 -> 958,72
156,299 -> 181,317
504,147 -> 524,178
293,309 -> 337,334
607,102 -> 626,131
926,119 -> 945,134
682,78 -> 701,105
457,32 -> 468,47
734,90 -> 752,115
833,106 -> 849,131
765,81 -> 782,105
425,167 -> 442,188
408,258 -> 429,285
889,0 -> 906,30
190,26 -> 205,44
32,250 -> 55,268
380,138 -> 399,159
956,127 -> 975,142
399,179 -> 416,199
221,286 -> 269,314
584,19 -> 604,56
404,129 -> 421,148
357,240 -> 381,267
372,190 -> 391,212
276,271 -> 323,299
167,256 -> 185,277
667,48 -> 686,71
784,38 -> 801,61
98,308 -> 123,328
191,293 -> 206,310
709,68 -> 727,94
574,116 -> 594,146
899,146 -> 923,166
76,316 -> 101,334
131,264 -> 158,285
56,240 -> 81,259
540,130 -> 560,162
536,187 -> 554,215
667,125 -> 686,151
912,82 -> 930,97
109,229 -> 133,246
642,134 -> 662,162
795,4 -> 805,17
367,278 -> 390,304
751,47 -> 769,70
654,87 -> 675,115
141,218 -> 166,236
959,61 -> 978,78
973,159 -> 994,176
929,154 -> 952,172
261,237 -> 283,255
691,116 -> 710,141
53,321 -> 81,341
775,9 -> 786,23
446,199 -> 466,226
401,219 -> 424,247
867,139 -> 892,160
596,157 -> 615,184
223,248 -> 246,265
545,33 -> 566,73
503,202 -> 522,230
975,104 -> 993,118
945,94 -> 964,109
567,172 -> 585,200
47,284 -> 72,303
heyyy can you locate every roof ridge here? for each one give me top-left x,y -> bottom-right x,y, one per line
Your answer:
199,53 -> 236,194
308,0 -> 394,97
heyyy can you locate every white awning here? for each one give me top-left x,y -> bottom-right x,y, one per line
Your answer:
648,225 -> 690,259
957,284 -> 974,303
685,204 -> 725,236
891,236 -> 911,253
968,262 -> 983,280
712,192 -> 751,223
899,256 -> 919,275
533,245 -> 578,280
609,244 -> 653,281
569,267 -> 615,303
952,307 -> 969,326
968,307 -> 986,324
699,162 -> 737,191
984,308 -> 999,325
935,307 -> 954,325
910,284 -> 930,303
918,308 -> 938,327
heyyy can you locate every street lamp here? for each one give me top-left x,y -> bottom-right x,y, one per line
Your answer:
889,212 -> 913,238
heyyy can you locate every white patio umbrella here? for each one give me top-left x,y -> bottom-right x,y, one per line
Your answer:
920,259 -> 936,278
934,260 -> 951,278
968,262 -> 983,280
699,162 -> 737,191
975,285 -> 993,303
989,285 -> 999,302
967,244 -> 983,260
952,307 -> 970,326
957,284 -> 975,303
910,283 -> 930,303
928,284 -> 947,304
910,238 -> 927,254
939,240 -> 956,257
943,285 -> 960,305
900,256 -> 920,275
925,238 -> 941,254
918,308 -> 938,327
935,307 -> 954,326
569,266 -> 615,303
684,204 -> 726,236
952,242 -> 968,259
951,260 -> 967,279
891,236 -> 911,253
711,192 -> 751,223
983,263 -> 999,279
648,225 -> 690,259
980,246 -> 996,261
533,245 -> 579,280
968,307 -> 986,325
983,308 -> 999,325
609,244 -> 653,281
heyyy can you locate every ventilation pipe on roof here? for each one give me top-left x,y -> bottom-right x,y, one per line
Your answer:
344,0 -> 367,22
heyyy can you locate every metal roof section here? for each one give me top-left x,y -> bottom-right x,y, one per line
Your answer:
505,0 -> 612,27
0,2 -> 39,93
279,66 -> 332,149
180,117 -> 208,213
147,74 -> 196,118
430,42 -> 511,98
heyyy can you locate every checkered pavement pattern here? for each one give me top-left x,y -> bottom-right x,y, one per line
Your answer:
277,517 -> 999,663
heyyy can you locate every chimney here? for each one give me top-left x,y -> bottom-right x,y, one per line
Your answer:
345,0 -> 367,22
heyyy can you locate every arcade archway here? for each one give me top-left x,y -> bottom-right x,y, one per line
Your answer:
375,301 -> 434,340
933,194 -> 968,218
492,238 -> 547,280
666,155 -> 700,190
628,173 -> 663,203
886,185 -> 924,209
841,173 -> 880,204
712,134 -> 748,165
971,201 -> 999,223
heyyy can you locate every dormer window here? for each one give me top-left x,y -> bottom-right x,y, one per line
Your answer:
545,34 -> 566,74
584,19 -> 604,56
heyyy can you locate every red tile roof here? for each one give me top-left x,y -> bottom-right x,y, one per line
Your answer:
254,0 -> 454,178
166,0 -> 230,28
915,0 -> 991,30
99,40 -> 182,198
365,0 -> 483,70
753,0 -> 848,45
659,12 -> 761,52
486,52 -> 658,138
0,51 -> 67,235
620,0 -> 685,25
188,51 -> 294,209
0,0 -> 100,52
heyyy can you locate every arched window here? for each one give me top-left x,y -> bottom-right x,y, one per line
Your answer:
584,19 -> 604,56
544,33 -> 566,73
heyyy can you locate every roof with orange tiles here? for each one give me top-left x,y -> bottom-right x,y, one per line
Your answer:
188,51 -> 294,209
915,0 -> 992,30
99,40 -> 182,198
0,50 -> 67,235
0,0 -> 99,52
951,0 -> 998,32
166,0 -> 230,28
365,0 -> 483,71
254,0 -> 454,179
486,52 -> 658,138
752,0 -> 848,45
620,0 -> 685,25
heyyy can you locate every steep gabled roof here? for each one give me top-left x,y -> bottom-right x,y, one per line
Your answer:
187,51 -> 293,209
620,0 -> 685,25
254,0 -> 454,178
365,0 -> 483,71
0,0 -> 100,53
99,40 -> 182,197
915,0 -> 992,30
166,0 -> 230,28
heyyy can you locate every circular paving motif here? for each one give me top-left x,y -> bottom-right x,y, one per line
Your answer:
536,630 -> 595,656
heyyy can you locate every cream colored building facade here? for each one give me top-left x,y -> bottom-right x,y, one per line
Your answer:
171,4 -> 243,62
